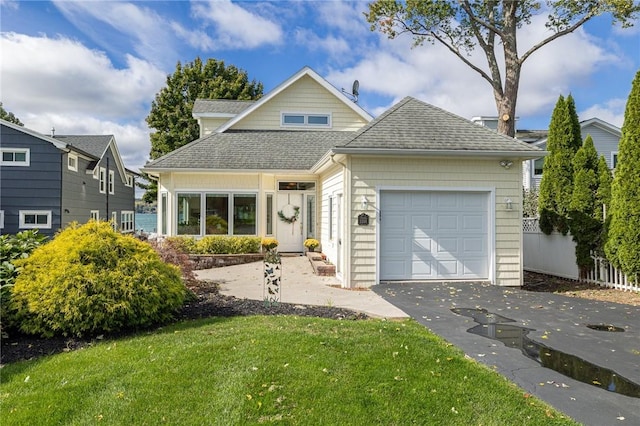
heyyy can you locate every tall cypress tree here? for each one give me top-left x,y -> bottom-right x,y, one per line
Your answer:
538,95 -> 582,234
569,135 -> 601,275
605,71 -> 640,280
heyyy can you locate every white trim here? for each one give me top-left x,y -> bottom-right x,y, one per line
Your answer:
0,210 -> 4,229
99,167 -> 106,193
0,118 -> 68,150
1,148 -> 30,166
375,186 -> 496,285
19,210 -> 52,229
90,210 -> 100,221
280,112 -> 332,128
120,211 -> 134,233
109,170 -> 115,194
216,67 -> 373,133
611,151 -> 618,169
67,153 -> 78,172
125,174 -> 133,187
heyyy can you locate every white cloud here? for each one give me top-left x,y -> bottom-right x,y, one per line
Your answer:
0,0 -> 19,10
294,28 -> 350,57
191,0 -> 283,49
1,32 -> 166,172
579,99 -> 626,128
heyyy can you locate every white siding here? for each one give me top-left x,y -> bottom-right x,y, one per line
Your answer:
582,123 -> 620,169
319,165 -> 344,271
348,157 -> 522,288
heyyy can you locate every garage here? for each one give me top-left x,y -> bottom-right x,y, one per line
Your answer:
379,190 -> 491,281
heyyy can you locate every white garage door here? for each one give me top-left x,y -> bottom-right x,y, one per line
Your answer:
380,191 -> 490,281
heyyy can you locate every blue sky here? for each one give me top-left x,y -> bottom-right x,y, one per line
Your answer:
1,1 -> 638,175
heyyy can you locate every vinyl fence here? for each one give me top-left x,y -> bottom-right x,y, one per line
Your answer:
523,218 -> 639,292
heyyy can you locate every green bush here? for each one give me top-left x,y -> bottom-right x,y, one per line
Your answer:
167,235 -> 261,254
10,221 -> 187,337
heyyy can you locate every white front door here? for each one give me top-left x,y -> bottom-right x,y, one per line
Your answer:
276,193 -> 304,252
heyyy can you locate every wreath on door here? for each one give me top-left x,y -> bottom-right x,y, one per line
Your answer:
278,205 -> 300,224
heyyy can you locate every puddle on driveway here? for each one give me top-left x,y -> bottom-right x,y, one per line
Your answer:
451,308 -> 640,398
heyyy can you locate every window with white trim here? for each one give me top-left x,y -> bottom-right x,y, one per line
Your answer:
111,211 -> 118,230
99,167 -> 106,193
177,191 -> 257,236
0,210 -> 4,229
109,170 -> 115,194
19,210 -> 52,229
125,174 -> 133,187
612,152 -> 618,169
68,154 -> 78,171
121,211 -> 134,233
534,158 -> 544,176
328,196 -> 334,240
90,210 -> 100,221
281,113 -> 331,128
1,148 -> 30,166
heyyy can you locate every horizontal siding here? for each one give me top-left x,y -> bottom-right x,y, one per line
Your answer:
583,124 -> 620,169
230,75 -> 368,131
319,166 -> 343,266
199,117 -> 229,136
349,156 -> 523,288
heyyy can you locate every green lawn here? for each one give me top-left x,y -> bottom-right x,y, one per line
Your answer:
0,316 -> 577,425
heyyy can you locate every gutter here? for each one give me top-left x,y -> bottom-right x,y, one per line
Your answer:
328,147 -> 548,160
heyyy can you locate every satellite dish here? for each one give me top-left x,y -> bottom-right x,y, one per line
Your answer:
352,80 -> 359,97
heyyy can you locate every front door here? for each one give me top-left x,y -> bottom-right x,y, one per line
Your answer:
276,193 -> 304,252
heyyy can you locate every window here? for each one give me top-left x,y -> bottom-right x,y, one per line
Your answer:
266,194 -> 274,235
612,152 -> 618,169
177,193 -> 201,235
329,196 -> 334,240
0,210 -> 4,229
68,154 -> 78,172
108,170 -> 115,194
161,193 -> 168,235
1,148 -> 29,166
205,194 -> 229,235
125,174 -> 133,187
281,113 -> 331,128
306,194 -> 316,238
121,211 -> 134,233
19,210 -> 51,229
278,181 -> 316,191
99,167 -> 106,193
534,158 -> 544,176
233,194 -> 256,235
90,210 -> 100,221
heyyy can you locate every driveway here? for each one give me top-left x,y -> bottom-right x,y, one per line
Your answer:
373,281 -> 640,426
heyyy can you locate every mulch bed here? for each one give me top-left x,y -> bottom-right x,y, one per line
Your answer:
0,280 -> 366,365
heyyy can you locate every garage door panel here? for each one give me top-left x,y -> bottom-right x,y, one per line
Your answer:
380,190 -> 490,281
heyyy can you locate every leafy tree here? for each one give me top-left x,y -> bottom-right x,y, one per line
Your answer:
605,70 -> 640,280
538,95 -> 581,234
0,102 -> 23,126
366,1 -> 639,136
143,57 -> 263,202
596,155 -> 612,223
568,135 -> 601,275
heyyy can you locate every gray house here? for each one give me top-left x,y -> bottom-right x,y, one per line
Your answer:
0,119 -> 137,237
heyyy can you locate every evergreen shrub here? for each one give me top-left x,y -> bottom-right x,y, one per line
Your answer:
166,236 -> 261,254
10,221 -> 186,337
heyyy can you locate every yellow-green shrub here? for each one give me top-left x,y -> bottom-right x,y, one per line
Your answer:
10,221 -> 187,337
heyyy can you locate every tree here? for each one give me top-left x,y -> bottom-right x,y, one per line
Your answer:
605,70 -> 640,280
0,102 -> 23,126
143,58 -> 263,202
538,94 -> 581,234
568,135 -> 601,275
366,1 -> 639,136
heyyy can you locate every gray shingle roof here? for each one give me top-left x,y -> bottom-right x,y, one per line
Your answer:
145,131 -> 352,170
54,135 -> 112,158
193,99 -> 256,115
337,97 -> 542,153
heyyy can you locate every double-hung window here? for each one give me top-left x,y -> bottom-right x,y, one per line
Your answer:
121,211 -> 134,233
109,170 -> 115,194
99,167 -> 106,193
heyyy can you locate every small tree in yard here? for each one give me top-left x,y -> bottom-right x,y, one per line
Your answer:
605,71 -> 640,281
568,135 -> 602,276
538,95 -> 582,234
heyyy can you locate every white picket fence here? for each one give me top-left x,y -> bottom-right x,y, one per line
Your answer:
523,217 -> 639,292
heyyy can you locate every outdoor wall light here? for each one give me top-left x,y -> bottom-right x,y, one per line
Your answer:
361,196 -> 368,210
504,198 -> 513,210
499,160 -> 513,169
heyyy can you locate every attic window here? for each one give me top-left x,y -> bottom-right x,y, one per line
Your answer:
282,113 -> 330,128
68,154 -> 78,172
1,148 -> 29,166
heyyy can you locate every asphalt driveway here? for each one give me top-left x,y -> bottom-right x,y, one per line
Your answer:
373,281 -> 640,426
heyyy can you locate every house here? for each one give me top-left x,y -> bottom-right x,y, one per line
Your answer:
142,67 -> 544,288
520,118 -> 620,190
0,119 -> 137,237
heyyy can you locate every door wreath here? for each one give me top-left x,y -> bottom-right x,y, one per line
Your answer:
278,205 -> 300,224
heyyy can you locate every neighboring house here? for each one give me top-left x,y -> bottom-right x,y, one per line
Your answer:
0,119 -> 137,237
521,118 -> 620,190
142,67 -> 543,288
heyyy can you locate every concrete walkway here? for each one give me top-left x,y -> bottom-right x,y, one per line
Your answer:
194,255 -> 408,319
374,281 -> 640,426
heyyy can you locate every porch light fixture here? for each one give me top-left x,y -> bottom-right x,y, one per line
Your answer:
504,198 -> 513,210
361,196 -> 368,210
499,160 -> 513,169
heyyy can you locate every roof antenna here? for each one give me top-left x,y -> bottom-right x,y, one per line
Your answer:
51,126 -> 55,137
342,80 -> 359,103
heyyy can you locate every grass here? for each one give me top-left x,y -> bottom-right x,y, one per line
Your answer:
0,316 -> 578,425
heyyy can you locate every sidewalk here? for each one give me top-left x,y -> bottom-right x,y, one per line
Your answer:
194,255 -> 409,319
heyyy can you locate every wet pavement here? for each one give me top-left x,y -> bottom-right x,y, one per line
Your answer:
374,281 -> 640,426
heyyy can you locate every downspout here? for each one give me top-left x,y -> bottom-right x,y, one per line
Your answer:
106,157 -> 109,223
